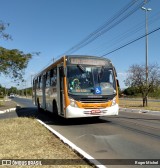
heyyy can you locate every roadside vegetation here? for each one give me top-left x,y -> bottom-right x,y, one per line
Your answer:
121,86 -> 160,99
124,63 -> 160,107
0,85 -> 33,98
0,101 -> 4,107
120,87 -> 160,111
0,117 -> 93,168
119,99 -> 160,111
0,100 -> 16,110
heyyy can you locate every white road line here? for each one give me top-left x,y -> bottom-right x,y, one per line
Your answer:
37,119 -> 107,168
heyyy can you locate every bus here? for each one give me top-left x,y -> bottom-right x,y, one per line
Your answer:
32,55 -> 119,118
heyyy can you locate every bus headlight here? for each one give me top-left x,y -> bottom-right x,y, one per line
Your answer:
112,97 -> 116,106
69,98 -> 78,107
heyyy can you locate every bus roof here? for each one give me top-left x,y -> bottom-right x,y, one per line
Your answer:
66,55 -> 111,60
66,55 -> 112,66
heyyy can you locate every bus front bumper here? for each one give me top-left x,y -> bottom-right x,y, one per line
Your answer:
65,104 -> 119,118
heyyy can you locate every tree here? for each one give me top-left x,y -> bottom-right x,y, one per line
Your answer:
123,86 -> 139,96
0,84 -> 5,96
8,86 -> 18,94
0,20 -> 38,81
0,47 -> 32,80
0,20 -> 12,40
125,63 -> 160,107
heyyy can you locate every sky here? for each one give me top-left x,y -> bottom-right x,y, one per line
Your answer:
0,0 -> 160,89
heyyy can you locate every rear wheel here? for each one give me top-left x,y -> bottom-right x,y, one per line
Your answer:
37,98 -> 41,112
53,101 -> 58,116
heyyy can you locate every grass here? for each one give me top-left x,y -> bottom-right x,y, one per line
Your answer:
0,118 -> 93,168
0,98 -> 5,107
0,101 -> 4,107
0,99 -> 17,110
119,99 -> 160,111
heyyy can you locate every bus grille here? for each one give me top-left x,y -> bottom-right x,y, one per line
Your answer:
80,97 -> 109,103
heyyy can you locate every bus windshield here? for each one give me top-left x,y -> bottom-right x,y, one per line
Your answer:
67,65 -> 116,95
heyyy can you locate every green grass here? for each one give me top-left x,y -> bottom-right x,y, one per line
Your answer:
0,100 -> 17,110
120,99 -> 160,111
0,118 -> 93,168
0,101 -> 4,107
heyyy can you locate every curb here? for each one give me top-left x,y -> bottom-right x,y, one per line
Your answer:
119,107 -> 160,114
37,119 -> 106,168
0,108 -> 16,114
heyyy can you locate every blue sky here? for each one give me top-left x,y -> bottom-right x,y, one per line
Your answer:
0,0 -> 160,89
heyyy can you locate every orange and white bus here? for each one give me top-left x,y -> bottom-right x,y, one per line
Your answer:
32,55 -> 119,118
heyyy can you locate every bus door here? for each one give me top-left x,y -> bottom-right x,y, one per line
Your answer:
34,80 -> 38,105
42,74 -> 46,109
57,65 -> 65,116
32,79 -> 36,105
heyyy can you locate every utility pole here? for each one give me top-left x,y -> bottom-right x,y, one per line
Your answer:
141,6 -> 152,106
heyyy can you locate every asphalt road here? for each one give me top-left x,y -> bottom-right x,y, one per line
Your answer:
2,97 -> 160,168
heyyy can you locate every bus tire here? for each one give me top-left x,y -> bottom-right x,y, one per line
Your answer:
53,100 -> 58,116
37,98 -> 41,112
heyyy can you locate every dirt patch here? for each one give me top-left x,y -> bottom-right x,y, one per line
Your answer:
0,100 -> 16,111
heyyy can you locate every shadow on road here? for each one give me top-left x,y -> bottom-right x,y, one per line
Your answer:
15,106 -> 109,126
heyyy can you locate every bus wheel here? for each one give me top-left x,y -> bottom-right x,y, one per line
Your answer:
37,98 -> 41,112
53,101 -> 58,116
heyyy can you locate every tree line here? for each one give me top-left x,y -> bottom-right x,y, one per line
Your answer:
0,85 -> 32,98
121,86 -> 160,99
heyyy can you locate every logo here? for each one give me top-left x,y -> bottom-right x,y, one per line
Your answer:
94,87 -> 102,94
2,160 -> 12,165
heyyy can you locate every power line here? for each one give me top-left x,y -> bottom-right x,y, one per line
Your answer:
55,0 -> 148,57
41,0 -> 151,74
101,27 -> 160,57
69,1 -> 146,53
56,0 -> 150,58
88,11 -> 160,56
60,0 -> 138,54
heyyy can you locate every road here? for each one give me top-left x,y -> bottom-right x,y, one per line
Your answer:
6,97 -> 160,168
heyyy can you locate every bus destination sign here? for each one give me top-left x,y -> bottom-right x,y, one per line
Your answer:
70,58 -> 108,66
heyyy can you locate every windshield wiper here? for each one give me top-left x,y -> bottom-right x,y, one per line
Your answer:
77,65 -> 86,73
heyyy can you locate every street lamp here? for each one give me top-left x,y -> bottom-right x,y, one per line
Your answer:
141,6 -> 152,105
141,7 -> 152,84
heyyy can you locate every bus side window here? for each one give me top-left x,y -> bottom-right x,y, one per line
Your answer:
39,76 -> 43,89
33,80 -> 35,87
37,77 -> 39,89
46,72 -> 50,88
38,76 -> 41,89
50,69 -> 53,86
36,79 -> 38,89
50,68 -> 57,87
33,79 -> 35,89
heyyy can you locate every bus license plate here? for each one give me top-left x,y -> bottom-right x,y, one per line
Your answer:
91,110 -> 101,114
